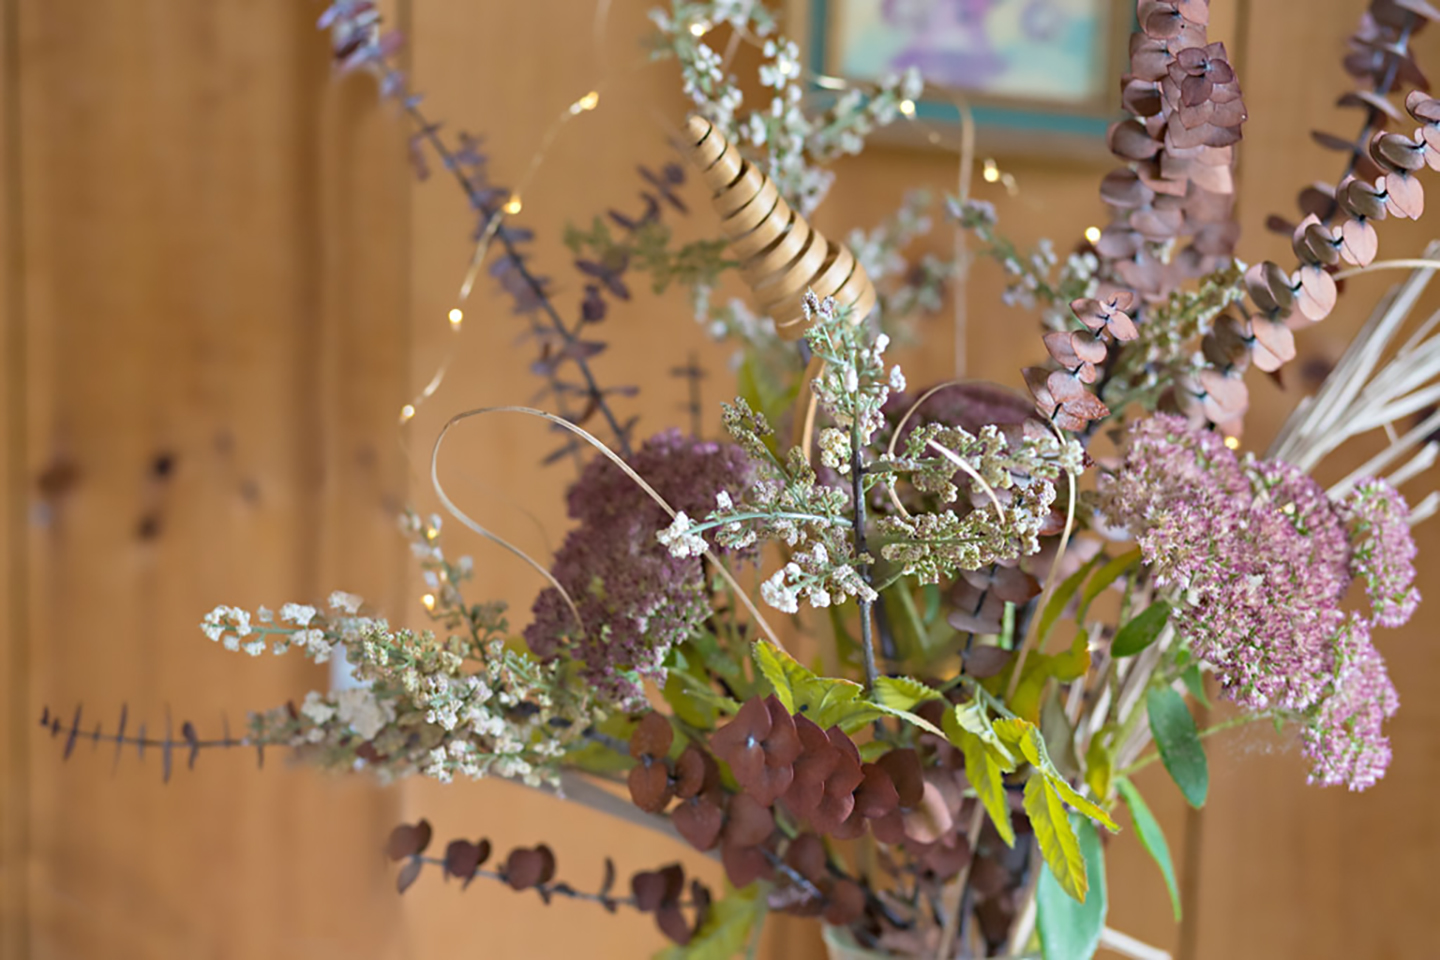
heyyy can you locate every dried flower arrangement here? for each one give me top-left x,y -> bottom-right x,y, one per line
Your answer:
44,0 -> 1440,958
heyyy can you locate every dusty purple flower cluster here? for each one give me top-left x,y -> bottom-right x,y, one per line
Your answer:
1342,479 -> 1421,629
525,430 -> 754,706
1100,415 -> 1418,789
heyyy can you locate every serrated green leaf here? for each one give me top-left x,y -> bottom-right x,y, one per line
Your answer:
993,718 -> 1118,832
868,702 -> 946,738
945,702 -> 1015,767
1036,554 -> 1102,644
1025,777 -> 1088,901
1037,812 -> 1107,957
958,730 -> 1015,847
753,641 -> 806,713
1112,601 -> 1171,658
872,676 -> 944,712
1116,777 -> 1181,921
754,641 -> 939,735
1147,686 -> 1208,808
1076,548 -> 1141,622
654,885 -> 765,960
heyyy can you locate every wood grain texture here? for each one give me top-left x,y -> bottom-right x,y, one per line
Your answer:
10,2 -> 410,958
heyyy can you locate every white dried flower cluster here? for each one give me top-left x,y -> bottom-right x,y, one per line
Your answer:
804,293 -> 902,444
650,0 -> 920,214
657,511 -> 709,558
759,541 -> 877,614
201,592 -> 359,662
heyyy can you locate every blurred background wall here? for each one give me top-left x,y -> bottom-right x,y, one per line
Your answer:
2,1 -> 1437,958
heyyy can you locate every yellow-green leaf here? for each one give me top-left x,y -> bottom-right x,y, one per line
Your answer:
753,641 -> 808,713
959,730 -> 1015,847
994,718 -> 1118,832
1037,814 -> 1108,956
1084,736 -> 1113,803
655,884 -> 765,960
872,676 -> 944,712
1025,776 -> 1088,901
944,702 -> 1016,768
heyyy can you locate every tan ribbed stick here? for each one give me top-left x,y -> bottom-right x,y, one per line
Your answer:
683,115 -> 878,339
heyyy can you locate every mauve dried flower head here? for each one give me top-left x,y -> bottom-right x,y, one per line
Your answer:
525,429 -> 753,706
1101,415 -> 1414,789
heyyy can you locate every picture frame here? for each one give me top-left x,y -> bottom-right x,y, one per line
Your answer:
789,0 -> 1134,156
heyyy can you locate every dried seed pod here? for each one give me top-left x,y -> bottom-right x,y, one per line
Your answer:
682,116 -> 876,339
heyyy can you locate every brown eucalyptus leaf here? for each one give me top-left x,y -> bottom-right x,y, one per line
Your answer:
1140,1 -> 1183,38
1407,89 -> 1440,123
1300,221 -> 1342,266
672,795 -> 725,851
629,711 -> 673,759
1340,90 -> 1402,124
1296,265 -> 1338,321
386,820 -> 433,861
1123,78 -> 1165,116
1244,261 -> 1296,315
964,644 -> 1015,679
1071,331 -> 1108,366
443,839 -> 489,884
1341,217 -> 1379,266
1023,367 -> 1058,415
1312,130 -> 1362,154
1199,369 -> 1249,422
855,763 -> 901,819
1046,371 -> 1086,404
784,832 -> 829,884
1338,177 -> 1388,220
1181,75 -> 1213,107
1109,119 -> 1161,160
900,781 -> 954,844
628,760 -> 674,814
1061,390 -> 1111,424
396,859 -> 423,894
1393,0 -> 1440,20
1425,139 -> 1440,170
1373,131 -> 1427,171
504,845 -> 556,890
1174,0 -> 1210,22
823,879 -> 868,926
1251,317 -> 1297,372
1131,205 -> 1185,239
1053,409 -> 1092,432
674,745 -> 719,799
1382,171 -> 1425,219
721,838 -> 773,888
725,792 -> 776,847
655,905 -> 692,946
1100,168 -> 1155,208
632,869 -> 669,912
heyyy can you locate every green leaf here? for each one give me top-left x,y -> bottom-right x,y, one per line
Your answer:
872,676 -> 944,712
1112,601 -> 1171,658
1036,812 -> 1107,956
1181,664 -> 1211,708
754,642 -> 941,736
654,885 -> 765,960
1036,555 -> 1102,644
957,730 -> 1016,847
753,642 -> 812,714
944,702 -> 1016,767
1025,777 -> 1088,901
921,582 -> 943,626
1147,686 -> 1208,808
1076,548 -> 1141,622
881,581 -> 933,665
993,718 -> 1118,832
1116,777 -> 1181,921
1084,735 -> 1113,804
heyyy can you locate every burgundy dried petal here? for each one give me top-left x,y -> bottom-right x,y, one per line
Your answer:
721,839 -> 774,888
854,763 -> 900,819
443,839 -> 489,884
1296,264 -> 1339,320
726,792 -> 777,847
629,711 -> 674,759
674,745 -> 718,799
823,879 -> 868,926
386,820 -> 433,861
784,832 -> 829,884
876,749 -> 925,808
672,795 -> 725,851
505,845 -> 556,891
628,760 -> 674,814
1341,217 -> 1380,266
1382,171 -> 1425,219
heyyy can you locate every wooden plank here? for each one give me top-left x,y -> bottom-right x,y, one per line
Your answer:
1187,2 -> 1440,957
16,2 -> 410,958
1,0 -> 31,955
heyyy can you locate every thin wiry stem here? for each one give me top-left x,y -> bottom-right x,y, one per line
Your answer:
850,421 -> 879,694
405,103 -> 634,458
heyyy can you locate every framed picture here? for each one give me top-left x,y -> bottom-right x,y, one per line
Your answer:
792,0 -> 1132,154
